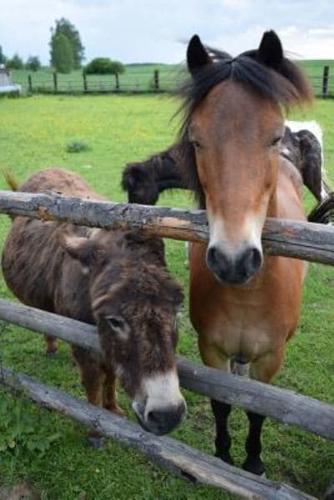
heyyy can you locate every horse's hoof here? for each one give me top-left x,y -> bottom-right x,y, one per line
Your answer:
242,458 -> 265,476
87,436 -> 105,449
46,350 -> 57,358
215,451 -> 234,466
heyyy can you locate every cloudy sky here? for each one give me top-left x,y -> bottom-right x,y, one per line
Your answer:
1,0 -> 334,64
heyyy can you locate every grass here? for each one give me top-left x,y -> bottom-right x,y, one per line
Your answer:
9,59 -> 334,95
0,94 -> 333,499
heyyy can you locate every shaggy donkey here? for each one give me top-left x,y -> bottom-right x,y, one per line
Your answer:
2,168 -> 186,437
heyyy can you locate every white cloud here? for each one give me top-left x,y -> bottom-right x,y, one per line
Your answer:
0,0 -> 334,63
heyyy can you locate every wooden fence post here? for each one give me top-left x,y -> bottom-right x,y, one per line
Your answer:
28,74 -> 32,93
115,73 -> 120,91
154,69 -> 159,91
83,72 -> 88,92
53,72 -> 58,93
322,66 -> 329,98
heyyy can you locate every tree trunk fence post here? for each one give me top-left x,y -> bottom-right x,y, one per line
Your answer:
53,72 -> 58,93
28,74 -> 32,93
154,69 -> 159,91
322,65 -> 329,98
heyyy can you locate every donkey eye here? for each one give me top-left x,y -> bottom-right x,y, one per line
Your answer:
106,316 -> 125,330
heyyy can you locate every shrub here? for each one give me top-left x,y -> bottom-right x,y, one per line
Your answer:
66,140 -> 90,153
84,58 -> 125,75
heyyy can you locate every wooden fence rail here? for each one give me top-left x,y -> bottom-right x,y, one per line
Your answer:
1,299 -> 334,441
1,190 -> 334,265
0,367 -> 314,500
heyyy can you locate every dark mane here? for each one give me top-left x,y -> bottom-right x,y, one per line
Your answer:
177,42 -> 313,207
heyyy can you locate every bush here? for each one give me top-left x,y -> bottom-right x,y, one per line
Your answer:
84,58 -> 125,75
26,56 -> 41,72
6,54 -> 24,70
66,140 -> 90,153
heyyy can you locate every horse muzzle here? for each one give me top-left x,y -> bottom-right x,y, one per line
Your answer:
206,244 -> 263,285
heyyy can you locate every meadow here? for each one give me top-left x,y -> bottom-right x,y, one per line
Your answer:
10,59 -> 334,95
0,94 -> 334,499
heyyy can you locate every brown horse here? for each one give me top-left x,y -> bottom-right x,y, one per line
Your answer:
178,31 -> 326,475
2,168 -> 186,438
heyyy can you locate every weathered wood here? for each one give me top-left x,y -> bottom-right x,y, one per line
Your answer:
1,299 -> 334,441
0,367 -> 314,500
322,66 -> 330,98
0,190 -> 333,265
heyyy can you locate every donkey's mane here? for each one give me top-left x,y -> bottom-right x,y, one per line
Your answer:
177,44 -> 312,207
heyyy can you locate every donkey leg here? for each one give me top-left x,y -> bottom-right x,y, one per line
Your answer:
211,399 -> 234,465
45,335 -> 58,356
103,369 -> 125,416
242,412 -> 266,475
72,347 -> 105,448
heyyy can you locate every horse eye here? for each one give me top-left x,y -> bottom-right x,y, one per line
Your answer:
271,136 -> 282,147
191,140 -> 202,150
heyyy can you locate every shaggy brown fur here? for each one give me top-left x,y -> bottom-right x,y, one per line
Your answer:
2,168 -> 185,436
121,145 -> 187,204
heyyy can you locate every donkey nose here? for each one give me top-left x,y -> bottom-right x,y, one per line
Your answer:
206,245 -> 262,284
146,402 -> 186,435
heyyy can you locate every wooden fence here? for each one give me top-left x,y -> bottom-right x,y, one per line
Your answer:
18,66 -> 334,96
0,190 -> 334,498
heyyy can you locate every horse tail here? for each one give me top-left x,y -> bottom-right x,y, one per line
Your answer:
3,169 -> 19,191
308,191 -> 334,224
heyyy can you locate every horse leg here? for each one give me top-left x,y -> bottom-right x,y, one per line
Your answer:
198,338 -> 233,464
45,335 -> 58,356
72,347 -> 105,448
103,369 -> 125,416
242,349 -> 285,475
211,399 -> 234,464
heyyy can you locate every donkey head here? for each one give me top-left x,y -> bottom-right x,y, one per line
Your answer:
61,229 -> 186,435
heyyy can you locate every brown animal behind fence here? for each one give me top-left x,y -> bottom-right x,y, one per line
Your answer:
2,168 -> 186,441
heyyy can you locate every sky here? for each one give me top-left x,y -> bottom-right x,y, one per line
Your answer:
0,0 -> 334,65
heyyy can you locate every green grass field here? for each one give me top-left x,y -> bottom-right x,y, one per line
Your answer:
10,59 -> 334,94
0,94 -> 334,499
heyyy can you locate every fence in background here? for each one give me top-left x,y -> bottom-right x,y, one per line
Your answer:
14,66 -> 334,97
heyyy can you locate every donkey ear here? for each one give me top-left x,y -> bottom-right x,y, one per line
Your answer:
187,35 -> 211,75
59,233 -> 97,271
258,30 -> 283,69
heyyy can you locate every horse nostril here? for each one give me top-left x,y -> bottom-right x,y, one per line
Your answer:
242,247 -> 262,277
146,402 -> 186,434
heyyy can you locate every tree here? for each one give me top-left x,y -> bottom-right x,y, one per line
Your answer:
0,46 -> 6,65
6,54 -> 24,70
50,18 -> 84,69
26,56 -> 41,72
84,58 -> 125,75
50,33 -> 74,73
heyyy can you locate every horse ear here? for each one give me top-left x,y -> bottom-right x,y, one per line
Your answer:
187,35 -> 211,75
258,30 -> 283,69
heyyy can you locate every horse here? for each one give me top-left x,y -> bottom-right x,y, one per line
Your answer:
2,168 -> 186,439
177,31 -> 328,475
121,124 -> 324,206
121,144 -> 187,205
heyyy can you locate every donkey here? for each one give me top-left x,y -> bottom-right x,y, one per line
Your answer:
177,31 -> 330,475
2,168 -> 186,437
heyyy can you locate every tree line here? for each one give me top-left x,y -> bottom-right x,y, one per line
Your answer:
1,18 -> 124,76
